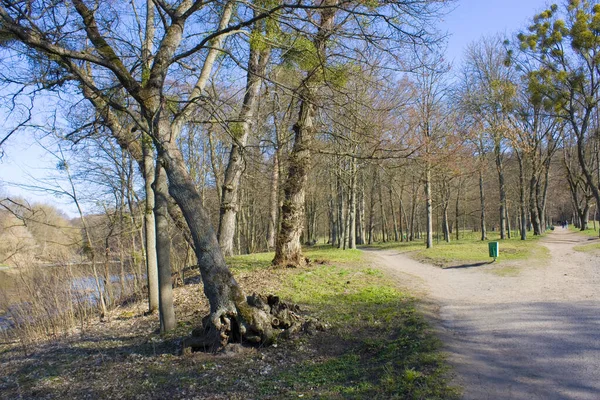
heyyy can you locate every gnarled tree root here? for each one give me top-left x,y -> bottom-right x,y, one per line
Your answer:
182,294 -> 324,354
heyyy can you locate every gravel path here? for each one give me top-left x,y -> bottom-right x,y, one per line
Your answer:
368,229 -> 600,400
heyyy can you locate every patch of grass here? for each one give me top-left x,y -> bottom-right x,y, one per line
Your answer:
226,245 -> 362,273
227,252 -> 274,272
570,225 -> 600,238
573,242 -> 600,252
269,264 -> 460,399
363,233 -> 549,268
304,244 -> 363,264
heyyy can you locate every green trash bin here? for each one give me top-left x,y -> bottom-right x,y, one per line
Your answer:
488,242 -> 499,259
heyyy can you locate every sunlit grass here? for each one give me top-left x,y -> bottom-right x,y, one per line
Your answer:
569,225 -> 600,238
273,262 -> 459,399
225,246 -> 458,398
226,244 -> 363,273
362,231 -> 549,267
568,226 -> 600,252
573,243 -> 600,252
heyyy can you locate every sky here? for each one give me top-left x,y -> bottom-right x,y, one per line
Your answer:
441,0 -> 550,64
0,0 -> 552,217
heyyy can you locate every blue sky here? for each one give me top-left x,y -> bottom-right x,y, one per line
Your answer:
0,0 -> 552,217
442,0 -> 550,64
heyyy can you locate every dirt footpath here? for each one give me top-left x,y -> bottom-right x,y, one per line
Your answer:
368,229 -> 600,400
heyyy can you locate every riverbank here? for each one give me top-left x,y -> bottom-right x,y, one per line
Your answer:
0,247 -> 458,399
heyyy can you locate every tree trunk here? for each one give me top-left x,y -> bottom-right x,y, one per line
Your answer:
142,137 -> 159,312
158,137 -> 277,348
455,179 -> 461,241
378,172 -> 388,243
348,158 -> 357,249
442,202 -> 450,243
425,165 -> 433,248
399,185 -> 405,242
328,179 -> 337,246
479,169 -> 487,241
529,170 -> 542,235
389,185 -> 399,242
368,167 -> 376,244
495,143 -> 507,239
154,161 -> 176,333
273,1 -> 335,265
273,93 -> 314,266
337,169 -> 346,248
266,152 -> 279,250
410,180 -> 417,241
218,41 -> 271,256
517,154 -> 527,240
356,170 -> 365,245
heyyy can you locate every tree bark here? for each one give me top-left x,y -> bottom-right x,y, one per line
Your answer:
517,153 -> 527,240
455,179 -> 461,241
377,171 -> 388,242
479,169 -> 487,241
368,165 -> 376,244
425,164 -> 433,248
266,151 -> 279,250
158,137 -> 276,347
154,161 -> 176,333
495,142 -> 507,239
273,93 -> 314,266
356,170 -> 365,245
348,157 -> 357,249
389,185 -> 399,242
218,37 -> 271,256
273,2 -> 336,266
142,137 -> 159,312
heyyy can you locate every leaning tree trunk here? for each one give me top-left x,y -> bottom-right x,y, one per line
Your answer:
154,161 -> 176,333
158,138 -> 277,348
218,42 -> 271,256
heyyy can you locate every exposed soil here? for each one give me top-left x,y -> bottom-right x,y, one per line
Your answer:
368,228 -> 600,399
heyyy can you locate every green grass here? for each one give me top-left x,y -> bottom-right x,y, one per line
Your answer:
568,226 -> 600,252
226,244 -> 363,272
267,262 -> 459,399
569,225 -> 600,238
362,231 -> 549,268
228,247 -> 458,398
573,243 -> 600,252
